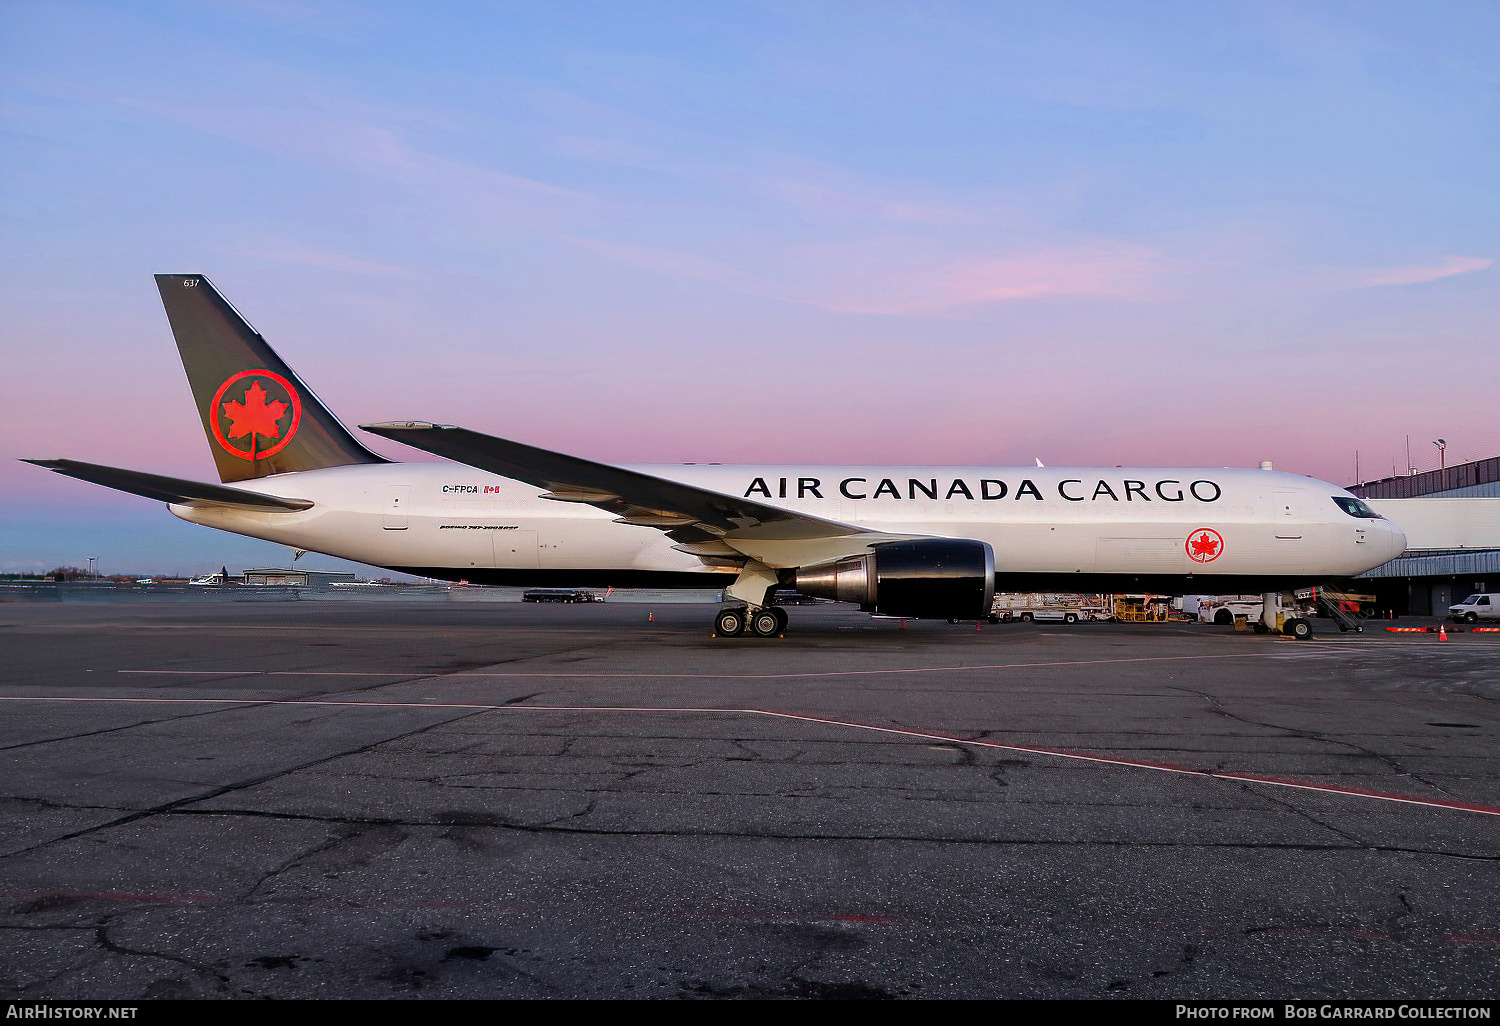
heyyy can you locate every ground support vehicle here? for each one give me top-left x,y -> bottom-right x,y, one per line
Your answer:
989,593 -> 1110,624
1449,593 -> 1500,623
1298,587 -> 1370,632
522,589 -> 604,603
1112,594 -> 1175,623
1192,595 -> 1266,626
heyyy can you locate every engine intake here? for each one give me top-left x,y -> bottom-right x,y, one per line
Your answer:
794,539 -> 995,619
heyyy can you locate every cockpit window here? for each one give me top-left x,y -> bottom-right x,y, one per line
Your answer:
1332,496 -> 1382,519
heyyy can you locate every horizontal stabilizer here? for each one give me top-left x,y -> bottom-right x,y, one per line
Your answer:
22,459 -> 313,512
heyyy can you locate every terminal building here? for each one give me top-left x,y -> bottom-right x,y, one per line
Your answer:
1351,456 -> 1500,615
241,567 -> 357,587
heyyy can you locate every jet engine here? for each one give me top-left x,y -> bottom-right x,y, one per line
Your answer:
793,539 -> 995,619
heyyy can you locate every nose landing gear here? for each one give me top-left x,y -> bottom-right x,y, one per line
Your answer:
1284,617 -> 1313,640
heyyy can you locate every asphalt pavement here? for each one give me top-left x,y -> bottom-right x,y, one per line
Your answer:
0,599 -> 1495,999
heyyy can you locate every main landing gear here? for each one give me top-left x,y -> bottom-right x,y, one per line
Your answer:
715,605 -> 787,638
715,559 -> 789,638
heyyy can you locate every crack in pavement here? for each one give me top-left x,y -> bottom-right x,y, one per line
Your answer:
1167,684 -> 1465,800
0,702 -> 273,753
125,808 -> 1500,861
536,798 -> 598,828
1245,785 -> 1369,848
0,707 -> 495,862
93,914 -> 230,994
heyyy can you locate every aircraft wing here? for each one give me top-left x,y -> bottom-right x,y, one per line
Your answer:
22,459 -> 314,512
360,422 -> 898,561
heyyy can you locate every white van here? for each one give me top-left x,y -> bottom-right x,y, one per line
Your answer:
1449,593 -> 1500,623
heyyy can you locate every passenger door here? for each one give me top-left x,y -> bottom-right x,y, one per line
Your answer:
383,485 -> 410,530
1272,491 -> 1302,540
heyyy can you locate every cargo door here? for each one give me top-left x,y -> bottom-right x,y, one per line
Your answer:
494,530 -> 540,570
1095,537 -> 1180,572
383,485 -> 411,530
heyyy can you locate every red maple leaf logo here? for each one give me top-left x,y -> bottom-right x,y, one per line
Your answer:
222,381 -> 289,442
1189,531 -> 1221,559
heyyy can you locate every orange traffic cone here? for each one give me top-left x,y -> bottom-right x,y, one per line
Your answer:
648,611 -> 653,622
1439,623 -> 1447,641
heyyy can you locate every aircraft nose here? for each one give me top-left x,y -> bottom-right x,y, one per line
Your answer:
1382,518 -> 1407,560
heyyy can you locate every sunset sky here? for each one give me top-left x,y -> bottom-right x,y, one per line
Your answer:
2,1 -> 1496,574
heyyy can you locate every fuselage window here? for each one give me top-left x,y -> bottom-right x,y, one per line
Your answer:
1332,496 -> 1383,519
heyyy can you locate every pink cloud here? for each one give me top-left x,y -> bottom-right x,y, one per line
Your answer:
569,234 -> 1163,315
1349,255 -> 1492,288
564,237 -> 766,291
793,240 -> 1164,314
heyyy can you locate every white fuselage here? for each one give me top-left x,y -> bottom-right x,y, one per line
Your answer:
169,462 -> 1407,585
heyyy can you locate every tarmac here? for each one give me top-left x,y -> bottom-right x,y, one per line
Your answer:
0,598 -> 1496,999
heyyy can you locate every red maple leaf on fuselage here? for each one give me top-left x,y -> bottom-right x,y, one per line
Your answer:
1189,532 -> 1221,558
222,381 -> 288,442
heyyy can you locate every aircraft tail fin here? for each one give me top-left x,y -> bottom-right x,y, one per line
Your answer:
154,274 -> 385,483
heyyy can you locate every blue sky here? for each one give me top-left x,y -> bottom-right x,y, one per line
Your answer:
2,1 -> 1496,574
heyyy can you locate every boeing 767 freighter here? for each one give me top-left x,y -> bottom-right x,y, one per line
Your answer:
25,275 -> 1406,638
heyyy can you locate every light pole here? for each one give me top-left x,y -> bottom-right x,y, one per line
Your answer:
1432,438 -> 1446,471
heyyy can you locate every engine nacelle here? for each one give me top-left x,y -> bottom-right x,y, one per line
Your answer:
794,539 -> 995,619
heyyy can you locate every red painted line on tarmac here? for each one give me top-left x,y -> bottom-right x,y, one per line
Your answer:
752,709 -> 1500,817
2,695 -> 1496,819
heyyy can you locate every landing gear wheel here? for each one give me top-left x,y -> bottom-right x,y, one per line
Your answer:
750,608 -> 781,638
1284,618 -> 1313,640
1251,621 -> 1270,634
771,606 -> 788,634
715,607 -> 746,637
